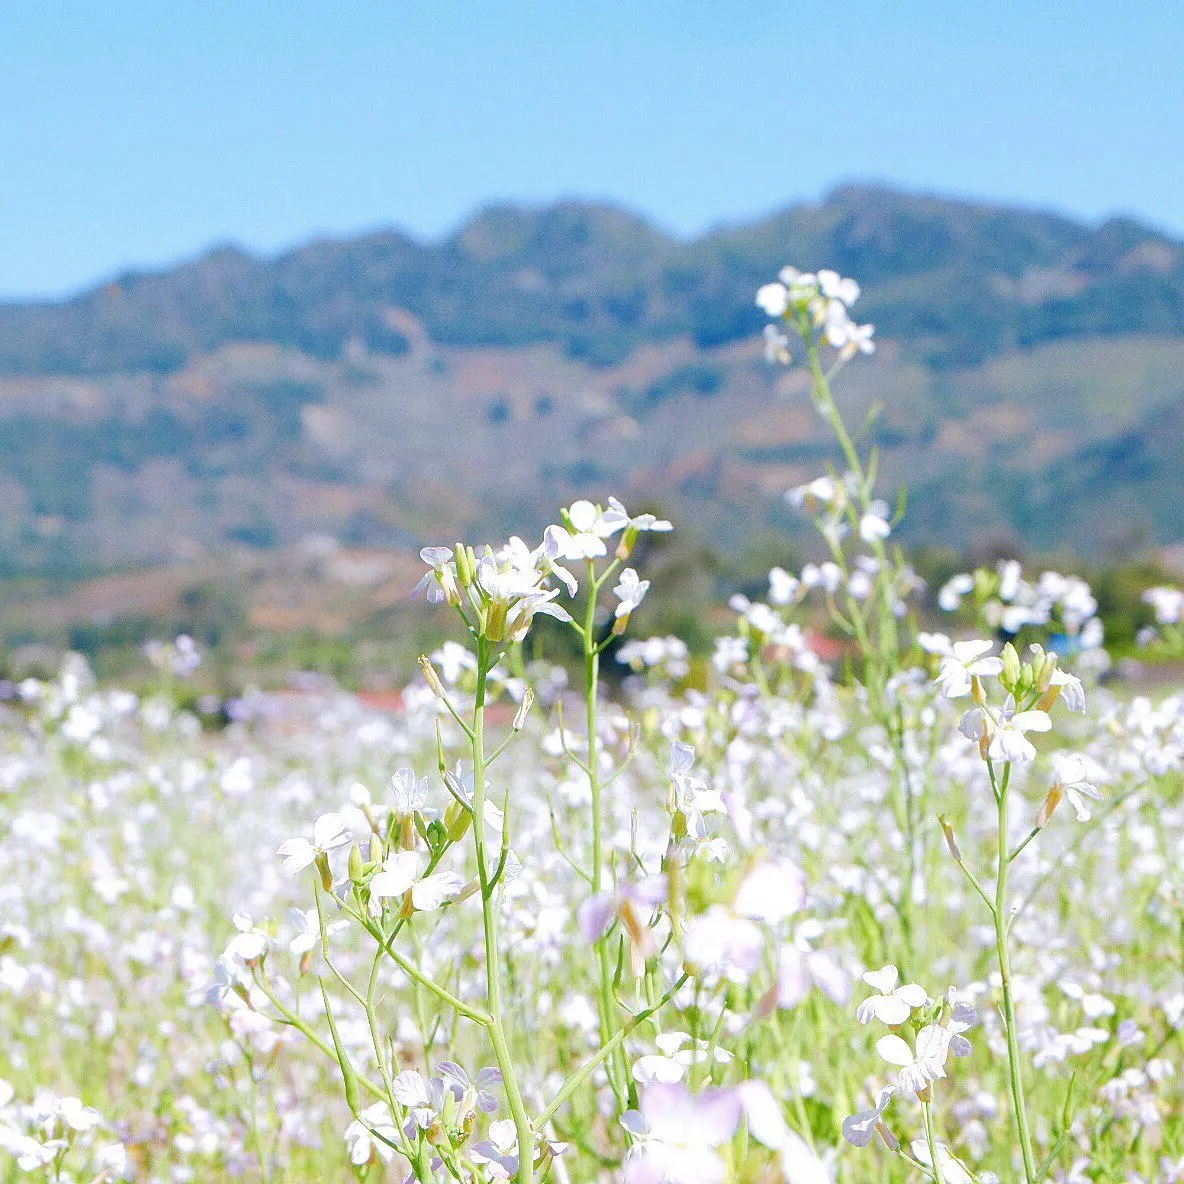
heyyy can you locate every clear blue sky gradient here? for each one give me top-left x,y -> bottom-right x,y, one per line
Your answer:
1,0 -> 1181,298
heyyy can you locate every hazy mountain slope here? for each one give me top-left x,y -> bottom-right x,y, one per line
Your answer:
0,185 -> 1182,592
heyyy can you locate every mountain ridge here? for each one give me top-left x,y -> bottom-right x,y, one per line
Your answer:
3,185 -> 1182,375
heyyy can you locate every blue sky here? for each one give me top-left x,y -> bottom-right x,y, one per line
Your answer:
1,0 -> 1181,298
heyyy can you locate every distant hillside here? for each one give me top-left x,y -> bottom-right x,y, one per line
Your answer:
3,186 -> 1183,376
0,184 -> 1183,621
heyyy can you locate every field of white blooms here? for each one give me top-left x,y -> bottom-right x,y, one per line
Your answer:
1,269 -> 1181,1184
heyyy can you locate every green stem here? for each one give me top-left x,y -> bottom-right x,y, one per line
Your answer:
921,1100 -> 947,1184
583,561 -> 631,1110
536,973 -> 689,1128
473,649 -> 536,1184
993,764 -> 1038,1184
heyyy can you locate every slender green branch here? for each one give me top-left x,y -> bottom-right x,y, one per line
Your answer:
921,1099 -> 948,1184
535,972 -> 689,1128
471,647 -> 536,1184
992,762 -> 1038,1184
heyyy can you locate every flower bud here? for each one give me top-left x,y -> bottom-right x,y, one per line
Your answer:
454,542 -> 473,588
347,843 -> 364,883
1000,642 -> 1021,689
445,800 -> 472,843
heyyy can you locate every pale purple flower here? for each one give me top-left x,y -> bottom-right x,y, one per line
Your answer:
842,1086 -> 895,1147
620,1084 -> 741,1184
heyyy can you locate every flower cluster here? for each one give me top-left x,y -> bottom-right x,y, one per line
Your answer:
757,267 -> 875,363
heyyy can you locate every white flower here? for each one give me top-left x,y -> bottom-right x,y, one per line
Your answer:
546,499 -> 623,560
787,476 -> 841,510
276,813 -> 350,876
389,768 -> 429,814
392,1070 -> 440,1129
918,631 -> 953,656
763,324 -> 791,364
816,269 -> 861,306
607,496 -> 672,535
1143,586 -> 1184,625
411,546 -> 460,604
936,640 -> 1003,699
733,861 -> 805,924
1051,753 -> 1104,821
768,567 -> 800,605
856,965 -> 928,1025
859,510 -> 890,543
632,1034 -> 733,1086
614,568 -> 650,619
55,1096 -> 103,1131
756,282 -> 790,317
471,1118 -> 519,1178
876,1024 -> 953,1093
288,907 -> 348,956
987,697 -> 1052,763
344,1102 -> 400,1165
938,572 -> 975,611
1048,666 -> 1086,713
369,851 -> 464,913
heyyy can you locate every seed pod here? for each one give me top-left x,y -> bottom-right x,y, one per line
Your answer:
319,980 -> 360,1115
938,815 -> 961,861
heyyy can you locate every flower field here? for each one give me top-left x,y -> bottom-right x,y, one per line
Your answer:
0,270 -> 1181,1184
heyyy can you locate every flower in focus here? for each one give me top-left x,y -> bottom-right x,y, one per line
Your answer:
276,813 -> 350,876
368,851 -> 464,913
876,1024 -> 953,1093
936,641 -> 1003,699
546,499 -> 621,560
471,1118 -> 519,1179
411,546 -> 461,604
987,697 -> 1052,763
1049,753 -> 1104,821
856,965 -> 928,1025
614,568 -> 650,619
